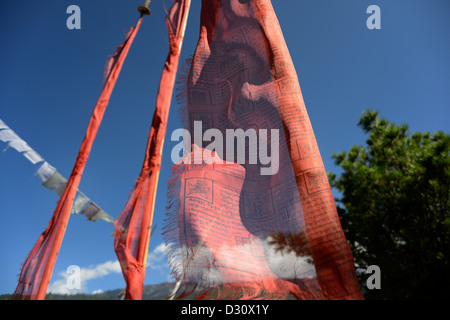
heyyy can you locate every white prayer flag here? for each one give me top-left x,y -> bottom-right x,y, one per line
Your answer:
71,192 -> 90,214
0,129 -> 19,143
42,171 -> 67,192
0,119 -> 8,130
1,119 -> 113,224
8,139 -> 32,153
23,150 -> 44,164
80,202 -> 101,221
36,162 -> 57,182
55,181 -> 68,197
81,202 -> 115,223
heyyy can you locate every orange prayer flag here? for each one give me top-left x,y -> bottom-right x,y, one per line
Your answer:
13,18 -> 142,300
163,0 -> 363,300
114,0 -> 191,300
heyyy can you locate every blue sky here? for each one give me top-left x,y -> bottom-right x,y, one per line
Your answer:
0,0 -> 449,295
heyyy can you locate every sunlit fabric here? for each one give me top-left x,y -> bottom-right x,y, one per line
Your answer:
163,0 -> 363,300
114,0 -> 191,300
0,128 -> 18,143
7,139 -> 32,153
81,202 -> 114,223
36,162 -> 57,183
23,150 -> 44,165
13,19 -> 142,300
71,192 -> 89,215
42,171 -> 67,196
0,119 -> 8,130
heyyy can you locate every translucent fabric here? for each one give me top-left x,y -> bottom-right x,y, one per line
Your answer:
13,18 -> 142,300
163,0 -> 363,300
114,0 -> 191,300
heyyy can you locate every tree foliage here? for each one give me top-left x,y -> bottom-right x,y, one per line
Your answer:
328,109 -> 450,299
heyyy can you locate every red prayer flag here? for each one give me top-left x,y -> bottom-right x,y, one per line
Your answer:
163,0 -> 364,300
13,18 -> 142,300
114,0 -> 191,300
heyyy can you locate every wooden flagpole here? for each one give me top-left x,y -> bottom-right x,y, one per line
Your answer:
135,0 -> 192,273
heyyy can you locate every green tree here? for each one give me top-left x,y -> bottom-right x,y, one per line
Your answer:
328,109 -> 450,299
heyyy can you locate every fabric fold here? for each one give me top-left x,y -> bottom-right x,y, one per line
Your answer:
71,192 -> 90,215
81,201 -> 115,223
163,0 -> 363,300
0,128 -> 18,143
0,119 -> 8,130
23,150 -> 44,165
13,17 -> 142,300
42,171 -> 67,196
114,0 -> 191,300
8,138 -> 32,153
36,162 -> 57,183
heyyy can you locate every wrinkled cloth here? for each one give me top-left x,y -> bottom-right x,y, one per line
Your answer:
114,0 -> 191,300
13,18 -> 142,300
163,0 -> 363,300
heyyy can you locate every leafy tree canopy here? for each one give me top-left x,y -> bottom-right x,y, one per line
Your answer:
329,109 -> 449,299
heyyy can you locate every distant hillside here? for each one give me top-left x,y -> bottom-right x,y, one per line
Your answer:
1,282 -> 176,300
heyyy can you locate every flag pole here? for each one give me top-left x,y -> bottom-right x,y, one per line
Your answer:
135,0 -> 191,278
138,0 -> 151,16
